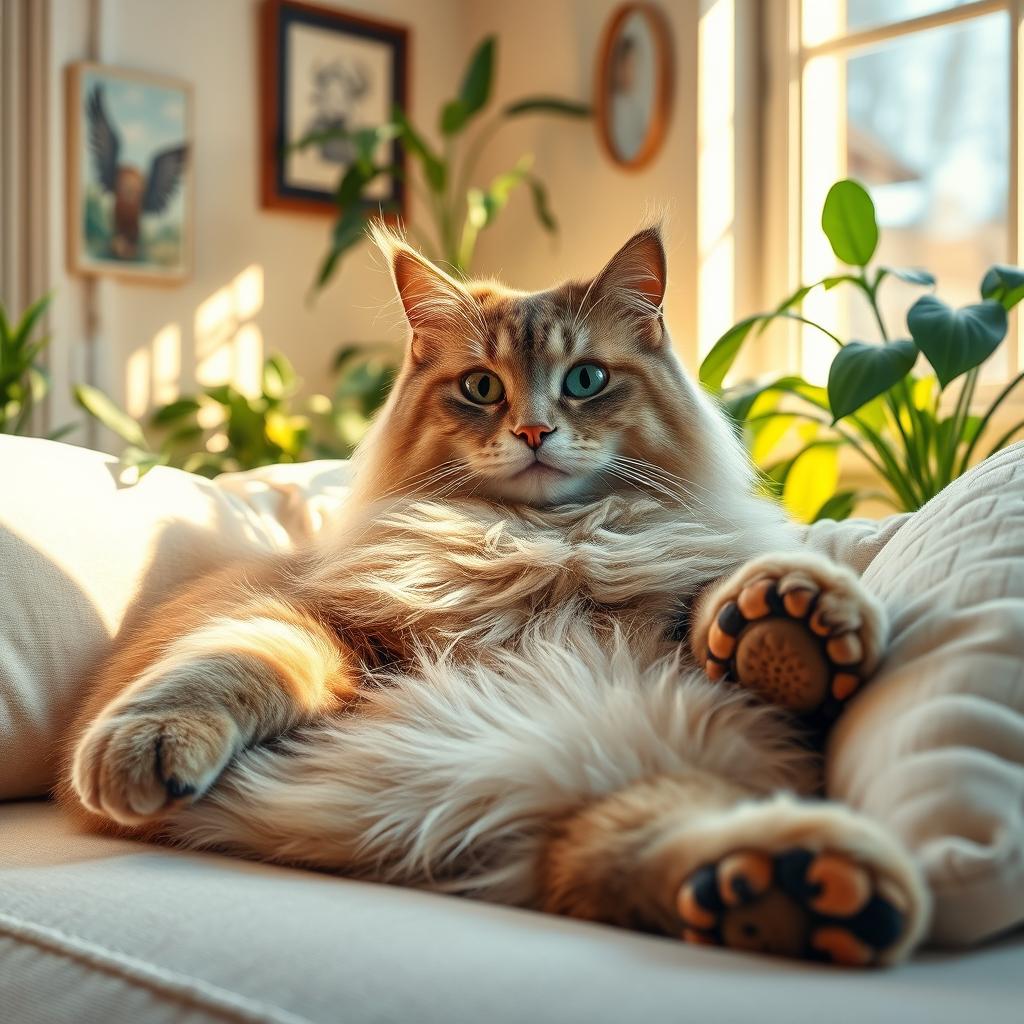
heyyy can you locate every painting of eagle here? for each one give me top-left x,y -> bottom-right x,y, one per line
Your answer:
68,63 -> 191,280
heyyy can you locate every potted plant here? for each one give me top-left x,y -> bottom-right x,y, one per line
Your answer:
295,35 -> 590,289
701,179 -> 1024,520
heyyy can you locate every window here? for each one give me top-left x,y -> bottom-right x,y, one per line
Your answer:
763,0 -> 1018,390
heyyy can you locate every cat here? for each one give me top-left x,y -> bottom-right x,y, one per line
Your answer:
58,224 -> 930,966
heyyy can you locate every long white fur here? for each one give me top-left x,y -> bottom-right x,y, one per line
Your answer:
168,612 -> 814,906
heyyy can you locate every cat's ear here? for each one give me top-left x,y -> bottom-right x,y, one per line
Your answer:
594,226 -> 667,344
371,222 -> 474,361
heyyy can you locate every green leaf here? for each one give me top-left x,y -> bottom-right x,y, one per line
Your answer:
821,180 -> 878,266
827,339 -> 917,422
262,353 -> 299,400
8,291 -> 53,349
503,97 -> 591,118
74,384 -> 148,448
47,422 -> 77,442
880,267 -> 935,287
441,36 -> 495,135
783,444 -> 840,522
812,490 -> 858,522
314,205 -> 368,292
907,295 -> 1007,389
699,316 -> 761,393
150,398 -> 201,426
526,176 -> 557,233
392,107 -> 446,191
980,264 -> 1024,311
117,445 -> 168,483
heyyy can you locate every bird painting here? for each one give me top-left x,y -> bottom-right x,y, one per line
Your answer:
86,83 -> 188,262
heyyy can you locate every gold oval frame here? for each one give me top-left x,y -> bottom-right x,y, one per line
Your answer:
594,3 -> 674,172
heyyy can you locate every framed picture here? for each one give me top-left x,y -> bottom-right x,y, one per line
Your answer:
66,62 -> 192,282
259,0 -> 408,217
595,4 -> 673,171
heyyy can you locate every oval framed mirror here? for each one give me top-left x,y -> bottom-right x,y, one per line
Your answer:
595,3 -> 673,170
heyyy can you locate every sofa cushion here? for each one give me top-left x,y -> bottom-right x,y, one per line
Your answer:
2,800 -> 1022,1024
825,443 -> 1024,946
0,435 -> 349,800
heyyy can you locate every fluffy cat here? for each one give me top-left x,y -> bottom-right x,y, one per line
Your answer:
58,225 -> 929,966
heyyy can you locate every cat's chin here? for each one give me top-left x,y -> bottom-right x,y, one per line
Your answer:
484,464 -> 593,507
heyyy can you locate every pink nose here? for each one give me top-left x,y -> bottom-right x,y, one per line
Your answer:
513,424 -> 555,450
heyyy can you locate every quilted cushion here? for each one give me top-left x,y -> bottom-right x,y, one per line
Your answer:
825,443 -> 1024,946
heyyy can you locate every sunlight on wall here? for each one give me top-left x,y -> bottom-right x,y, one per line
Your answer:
125,346 -> 151,419
697,0 -> 735,358
152,324 -> 182,405
195,264 -> 265,398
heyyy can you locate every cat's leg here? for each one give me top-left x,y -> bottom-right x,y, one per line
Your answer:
542,775 -> 929,966
689,552 -> 887,725
65,585 -> 357,827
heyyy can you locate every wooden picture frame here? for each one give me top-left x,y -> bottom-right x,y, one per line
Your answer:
259,0 -> 408,217
594,3 -> 674,171
66,61 -> 192,283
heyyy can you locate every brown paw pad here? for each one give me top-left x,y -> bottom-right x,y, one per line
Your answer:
704,581 -> 866,721
677,846 -> 907,966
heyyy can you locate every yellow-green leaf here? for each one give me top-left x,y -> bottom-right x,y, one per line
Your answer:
783,445 -> 840,523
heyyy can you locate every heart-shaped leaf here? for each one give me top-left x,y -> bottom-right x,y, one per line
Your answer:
827,339 -> 917,421
821,180 -> 878,266
907,295 -> 1007,389
980,264 -> 1024,311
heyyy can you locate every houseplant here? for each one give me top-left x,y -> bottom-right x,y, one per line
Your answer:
296,34 -> 590,289
701,179 -> 1024,521
1,293 -> 66,437
75,346 -> 395,480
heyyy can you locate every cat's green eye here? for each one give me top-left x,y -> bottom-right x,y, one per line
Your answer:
460,371 -> 505,405
563,363 -> 608,399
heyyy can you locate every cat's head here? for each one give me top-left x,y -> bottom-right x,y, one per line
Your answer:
356,224 -> 747,509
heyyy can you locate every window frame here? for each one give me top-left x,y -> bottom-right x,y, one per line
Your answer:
758,0 -> 1024,400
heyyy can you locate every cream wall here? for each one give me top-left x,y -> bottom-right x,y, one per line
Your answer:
43,0 -> 757,445
45,0 -> 464,445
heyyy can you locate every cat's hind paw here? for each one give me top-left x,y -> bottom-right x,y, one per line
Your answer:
677,845 -> 912,966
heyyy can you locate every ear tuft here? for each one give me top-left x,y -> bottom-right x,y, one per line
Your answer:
370,220 -> 474,357
596,225 -> 667,314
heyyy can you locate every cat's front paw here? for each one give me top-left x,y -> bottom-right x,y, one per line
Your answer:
692,553 -> 887,724
72,706 -> 239,825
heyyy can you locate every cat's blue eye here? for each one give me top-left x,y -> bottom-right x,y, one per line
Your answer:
460,371 -> 505,405
563,363 -> 608,399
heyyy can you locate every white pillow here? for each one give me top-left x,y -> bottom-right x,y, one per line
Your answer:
824,442 -> 1024,946
0,436 -> 349,799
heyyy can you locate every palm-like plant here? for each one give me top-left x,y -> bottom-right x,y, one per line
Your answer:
0,293 -> 57,436
296,35 -> 590,290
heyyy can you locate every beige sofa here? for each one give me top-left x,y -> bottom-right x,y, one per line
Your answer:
2,435 -> 1023,1023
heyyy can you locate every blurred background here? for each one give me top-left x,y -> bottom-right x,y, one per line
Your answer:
1,0 -> 1021,514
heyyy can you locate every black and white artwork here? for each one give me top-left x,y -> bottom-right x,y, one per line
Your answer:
261,0 -> 407,215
